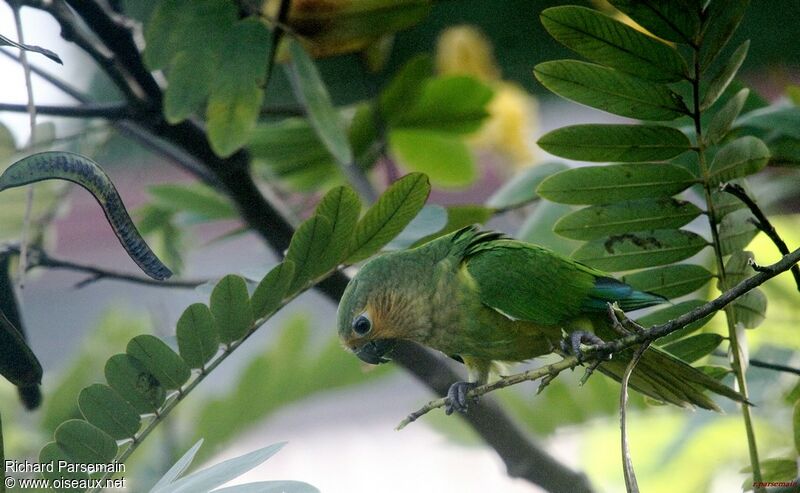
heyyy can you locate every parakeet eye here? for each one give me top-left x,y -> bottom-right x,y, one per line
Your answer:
352,314 -> 372,336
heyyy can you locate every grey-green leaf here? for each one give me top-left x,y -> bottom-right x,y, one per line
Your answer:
105,353 -> 166,414
346,173 -> 431,263
708,88 -> 750,145
554,198 -> 701,240
572,229 -> 708,271
79,384 -> 141,440
210,275 -> 254,344
708,136 -> 770,184
55,419 -> 117,463
40,442 -> 89,488
251,261 -> 296,319
701,40 -> 749,111
285,215 -> 334,294
127,335 -> 191,390
534,60 -> 688,121
718,209 -> 758,256
315,186 -> 361,272
0,152 -> 172,280
662,334 -> 724,363
720,250 -> 755,290
538,124 -> 691,162
540,6 -> 686,82
286,38 -> 353,166
486,162 -> 567,209
732,288 -> 766,328
608,0 -> 701,44
177,303 -> 220,369
537,162 -> 696,204
623,264 -> 713,299
151,440 -> 204,491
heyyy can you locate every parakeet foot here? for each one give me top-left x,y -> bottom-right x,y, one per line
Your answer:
561,330 -> 612,362
445,381 -> 479,415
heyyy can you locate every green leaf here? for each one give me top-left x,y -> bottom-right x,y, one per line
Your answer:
126,335 -> 191,390
486,162 -> 568,209
698,365 -> 731,380
718,209 -> 758,256
207,19 -> 271,157
151,440 -> 204,491
249,119 -> 341,192
315,186 -> 361,271
534,60 -> 687,120
623,264 -> 713,299
662,334 -> 724,363
700,0 -> 750,71
389,76 -> 494,133
386,204 -> 448,250
732,288 -> 766,328
0,310 -> 41,387
0,152 -> 172,280
55,419 -> 117,463
736,105 -> 800,140
379,55 -> 433,117
608,0 -> 700,44
537,162 -> 696,204
210,275 -> 254,344
638,299 -> 713,343
40,442 -> 89,490
540,6 -> 686,82
537,124 -> 691,162
554,198 -> 701,240
105,353 -> 166,414
572,229 -> 708,271
711,185 -> 747,219
720,250 -> 755,290
794,399 -> 800,455
708,136 -> 770,184
389,129 -> 476,187
708,88 -> 750,145
176,303 -> 220,369
164,48 -> 216,124
78,384 -> 141,440
285,215 -> 334,294
0,33 -> 62,64
162,442 -> 286,493
346,173 -> 431,263
149,183 -> 237,221
741,458 -> 797,491
286,38 -> 353,166
251,261 -> 296,319
701,40 -> 749,110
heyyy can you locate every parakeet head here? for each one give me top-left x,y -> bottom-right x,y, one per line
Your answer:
337,252 -> 433,365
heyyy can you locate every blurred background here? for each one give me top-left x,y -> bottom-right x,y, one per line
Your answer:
0,1 -> 799,492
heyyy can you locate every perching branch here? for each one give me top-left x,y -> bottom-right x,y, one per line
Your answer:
721,182 -> 800,291
398,246 -> 800,428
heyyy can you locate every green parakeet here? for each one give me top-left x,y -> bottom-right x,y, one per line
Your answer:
337,225 -> 744,414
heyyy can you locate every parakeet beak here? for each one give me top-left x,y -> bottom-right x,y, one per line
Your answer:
354,339 -> 397,365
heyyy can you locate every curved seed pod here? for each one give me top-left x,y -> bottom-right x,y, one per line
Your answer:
0,152 -> 172,280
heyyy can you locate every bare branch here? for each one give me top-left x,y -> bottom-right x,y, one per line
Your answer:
620,342 -> 649,493
0,102 -> 130,119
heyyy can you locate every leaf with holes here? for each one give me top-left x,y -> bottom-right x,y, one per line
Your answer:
251,261 -> 296,319
210,275 -> 254,344
623,264 -> 713,299
538,124 -> 691,162
55,419 -> 117,464
534,60 -> 688,121
541,6 -> 686,82
127,335 -> 190,390
79,384 -> 141,440
177,303 -> 220,369
347,173 -> 431,263
105,353 -> 166,414
554,198 -> 701,240
572,229 -> 708,271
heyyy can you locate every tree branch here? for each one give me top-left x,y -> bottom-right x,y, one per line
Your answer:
398,246 -> 800,426
0,101 -> 130,119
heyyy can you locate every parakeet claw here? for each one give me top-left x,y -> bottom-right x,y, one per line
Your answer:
561,330 -> 612,362
445,381 -> 479,415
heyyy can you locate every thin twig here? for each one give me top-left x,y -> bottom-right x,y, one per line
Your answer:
711,351 -> 800,376
0,102 -> 130,119
397,246 -> 800,427
721,182 -> 800,291
620,342 -> 650,493
2,245 -> 205,289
